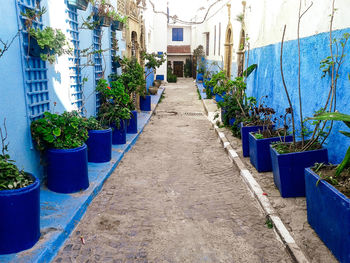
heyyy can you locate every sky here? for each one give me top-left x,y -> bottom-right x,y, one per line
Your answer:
167,0 -> 211,21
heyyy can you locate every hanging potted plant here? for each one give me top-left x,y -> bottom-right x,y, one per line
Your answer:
304,112 -> 350,263
84,117 -> 112,163
0,120 -> 40,254
91,0 -> 114,27
21,7 -> 71,64
67,0 -> 90,11
30,111 -> 89,194
111,12 -> 128,31
96,79 -> 131,144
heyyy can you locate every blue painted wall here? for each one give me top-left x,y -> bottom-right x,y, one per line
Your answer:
0,1 -> 124,180
246,28 -> 350,164
145,67 -> 154,90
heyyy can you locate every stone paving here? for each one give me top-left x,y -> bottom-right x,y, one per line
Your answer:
54,78 -> 292,263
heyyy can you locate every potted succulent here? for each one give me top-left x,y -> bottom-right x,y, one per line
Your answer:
67,0 -> 90,10
96,79 -> 131,144
0,121 -> 40,254
305,112 -> 350,263
30,111 -> 89,194
249,107 -> 293,172
84,116 -> 112,163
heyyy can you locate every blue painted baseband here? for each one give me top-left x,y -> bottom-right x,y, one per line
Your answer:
0,88 -> 165,263
196,83 -> 207,99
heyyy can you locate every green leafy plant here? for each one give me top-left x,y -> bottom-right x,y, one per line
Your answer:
309,112 -> 350,176
167,63 -> 177,83
83,116 -> 105,130
184,58 -> 192,77
30,111 -> 89,152
0,119 -> 33,190
29,27 -> 71,64
96,79 -> 131,127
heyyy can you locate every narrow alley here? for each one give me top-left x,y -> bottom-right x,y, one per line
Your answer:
54,79 -> 291,262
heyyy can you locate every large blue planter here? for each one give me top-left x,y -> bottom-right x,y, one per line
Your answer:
196,73 -> 204,82
270,145 -> 328,198
215,92 -> 226,103
112,120 -> 126,145
46,144 -> 89,194
0,174 -> 40,254
249,133 -> 293,172
240,123 -> 264,157
140,95 -> 151,111
86,128 -> 112,163
305,168 -> 350,263
127,110 -> 138,134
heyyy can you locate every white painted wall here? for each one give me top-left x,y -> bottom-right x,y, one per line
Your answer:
144,0 -> 167,80
245,0 -> 350,49
167,25 -> 191,46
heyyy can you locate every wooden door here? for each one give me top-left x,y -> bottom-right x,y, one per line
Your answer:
173,61 -> 184,77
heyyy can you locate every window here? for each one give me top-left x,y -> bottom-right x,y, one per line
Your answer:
214,25 -> 216,56
172,28 -> 183,41
219,23 -> 221,56
206,33 -> 210,56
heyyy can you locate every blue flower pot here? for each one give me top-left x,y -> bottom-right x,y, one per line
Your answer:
210,86 -> 214,94
67,0 -> 89,10
240,123 -> 264,157
270,145 -> 328,198
86,128 -> 112,163
140,95 -> 151,111
29,36 -> 53,58
46,144 -> 89,194
305,168 -> 350,263
111,20 -> 120,31
249,133 -> 293,172
229,118 -> 236,126
127,110 -> 138,134
196,73 -> 204,82
215,92 -> 226,103
0,174 -> 40,254
111,120 -> 126,145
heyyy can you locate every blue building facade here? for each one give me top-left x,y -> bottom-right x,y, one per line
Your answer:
0,0 -> 125,180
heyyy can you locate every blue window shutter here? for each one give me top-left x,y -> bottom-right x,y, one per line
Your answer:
172,28 -> 177,41
178,28 -> 183,41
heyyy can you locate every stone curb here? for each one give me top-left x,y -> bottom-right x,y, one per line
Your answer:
198,89 -> 310,263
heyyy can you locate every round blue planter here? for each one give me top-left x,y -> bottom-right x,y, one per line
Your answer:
240,122 -> 264,157
111,120 -> 126,145
0,174 -> 40,254
229,118 -> 236,126
140,95 -> 151,111
215,92 -> 226,103
305,168 -> 350,263
270,145 -> 328,198
127,110 -> 138,134
46,144 -> 89,194
86,129 -> 112,163
196,73 -> 204,82
248,132 -> 293,172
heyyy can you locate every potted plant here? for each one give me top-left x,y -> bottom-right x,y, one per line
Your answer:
111,12 -> 128,31
304,112 -> 350,263
84,116 -> 112,163
270,4 -> 347,197
91,0 -> 115,27
96,79 -> 131,144
140,52 -> 167,111
28,27 -> 70,64
0,120 -> 40,254
68,0 -> 89,10
249,107 -> 293,172
30,111 -> 89,194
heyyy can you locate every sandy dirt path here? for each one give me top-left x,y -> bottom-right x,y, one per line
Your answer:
54,78 -> 292,263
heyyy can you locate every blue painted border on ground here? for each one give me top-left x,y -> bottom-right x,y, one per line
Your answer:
0,88 -> 165,263
196,82 -> 207,99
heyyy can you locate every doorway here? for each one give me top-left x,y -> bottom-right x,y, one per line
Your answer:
173,61 -> 184,77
